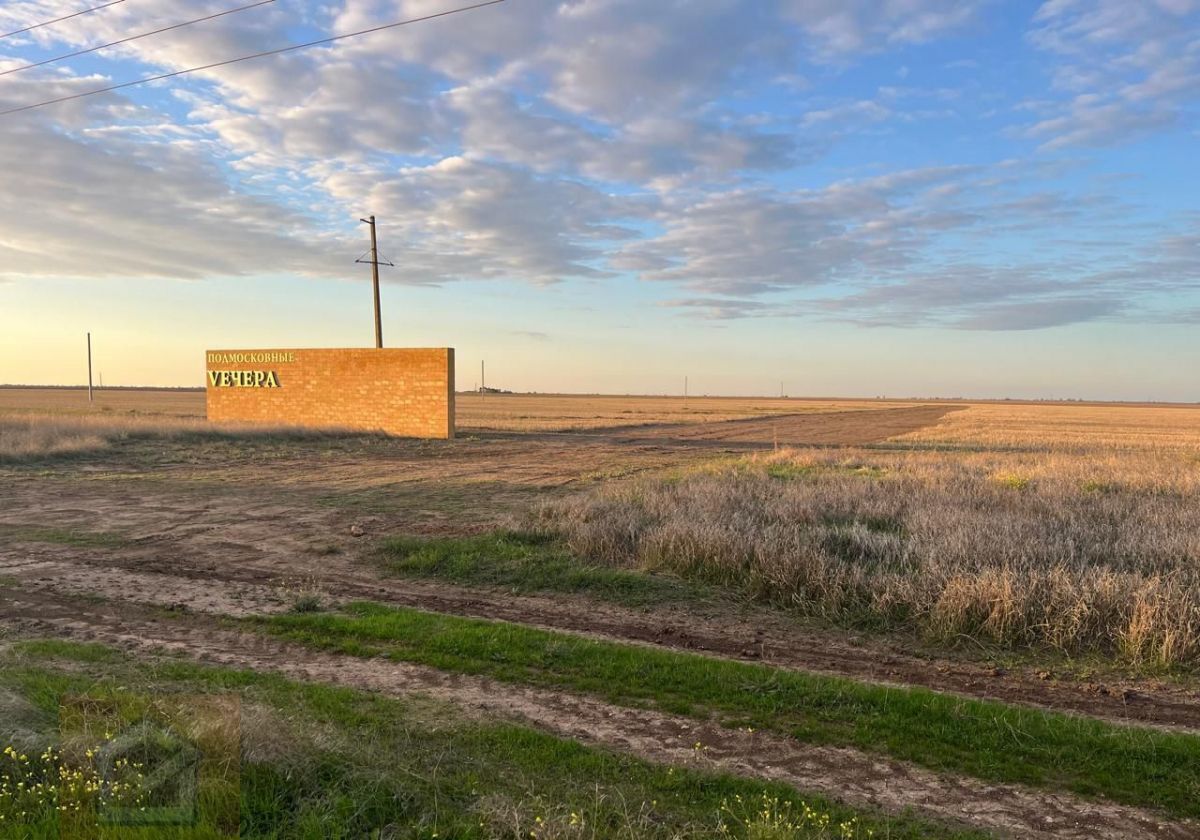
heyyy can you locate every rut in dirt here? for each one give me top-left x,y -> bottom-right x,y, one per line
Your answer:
0,589 -> 1196,840
6,547 -> 1198,734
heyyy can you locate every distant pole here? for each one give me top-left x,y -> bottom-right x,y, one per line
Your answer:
86,332 -> 93,404
357,216 -> 393,349
481,360 -> 486,394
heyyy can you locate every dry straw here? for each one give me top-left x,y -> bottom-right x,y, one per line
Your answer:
537,404 -> 1200,667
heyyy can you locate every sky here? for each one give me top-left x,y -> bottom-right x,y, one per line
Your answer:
0,0 -> 1197,400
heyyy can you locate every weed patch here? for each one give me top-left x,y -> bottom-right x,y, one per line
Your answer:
0,525 -> 128,549
0,642 -> 980,840
377,531 -> 713,607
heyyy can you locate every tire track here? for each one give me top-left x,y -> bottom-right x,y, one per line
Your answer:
0,590 -> 1195,840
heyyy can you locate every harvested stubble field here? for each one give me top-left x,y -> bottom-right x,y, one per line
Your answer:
1,386 -> 1199,839
0,386 -> 910,431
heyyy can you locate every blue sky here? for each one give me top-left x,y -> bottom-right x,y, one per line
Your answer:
0,0 -> 1197,399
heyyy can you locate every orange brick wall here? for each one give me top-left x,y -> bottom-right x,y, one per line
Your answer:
205,348 -> 455,439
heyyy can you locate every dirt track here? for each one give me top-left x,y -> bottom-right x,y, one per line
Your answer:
5,545 -> 1197,734
1,588 -> 1194,840
2,404 -> 1198,731
3,403 -> 1200,837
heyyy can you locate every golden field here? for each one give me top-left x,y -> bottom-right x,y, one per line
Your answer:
0,387 -> 903,431
3,386 -> 1199,664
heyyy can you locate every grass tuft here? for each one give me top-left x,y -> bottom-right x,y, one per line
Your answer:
377,531 -> 713,607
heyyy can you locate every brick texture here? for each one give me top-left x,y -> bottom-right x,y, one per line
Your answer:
205,348 -> 455,439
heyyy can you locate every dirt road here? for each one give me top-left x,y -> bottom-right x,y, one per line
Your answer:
4,402 -> 1199,838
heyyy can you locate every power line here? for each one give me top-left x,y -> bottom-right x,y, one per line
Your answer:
1,0 -> 278,78
0,0 -> 506,118
1,0 -> 126,40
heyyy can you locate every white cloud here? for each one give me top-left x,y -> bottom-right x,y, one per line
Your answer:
1024,0 -> 1200,149
780,0 -> 987,56
315,156 -> 647,284
0,0 -> 1193,337
0,112 -> 344,280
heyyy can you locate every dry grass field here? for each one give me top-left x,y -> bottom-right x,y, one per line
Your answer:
532,401 -> 1200,666
455,393 -> 910,432
0,386 -> 905,431
2,387 -> 1199,838
896,401 -> 1200,451
0,386 -> 206,417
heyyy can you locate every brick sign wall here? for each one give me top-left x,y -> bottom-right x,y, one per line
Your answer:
205,348 -> 455,439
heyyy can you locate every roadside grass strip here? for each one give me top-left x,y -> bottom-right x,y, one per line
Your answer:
258,602 -> 1200,821
377,531 -> 715,607
0,640 -> 982,839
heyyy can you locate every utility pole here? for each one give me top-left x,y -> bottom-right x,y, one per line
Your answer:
481,360 -> 486,394
86,332 -> 93,404
356,216 -> 393,349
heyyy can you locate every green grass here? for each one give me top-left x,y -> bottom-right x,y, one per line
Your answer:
377,531 -> 715,607
258,602 -> 1200,821
0,641 -> 982,840
763,462 -> 888,481
316,480 -> 542,521
0,523 -> 128,549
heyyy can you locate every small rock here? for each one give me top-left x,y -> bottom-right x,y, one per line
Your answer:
1036,669 -> 1053,681
349,524 -> 365,537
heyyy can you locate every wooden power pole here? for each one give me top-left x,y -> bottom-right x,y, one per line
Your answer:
86,332 -> 93,404
357,216 -> 393,349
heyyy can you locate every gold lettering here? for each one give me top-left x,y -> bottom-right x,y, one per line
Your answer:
207,369 -> 280,388
212,351 -> 296,364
